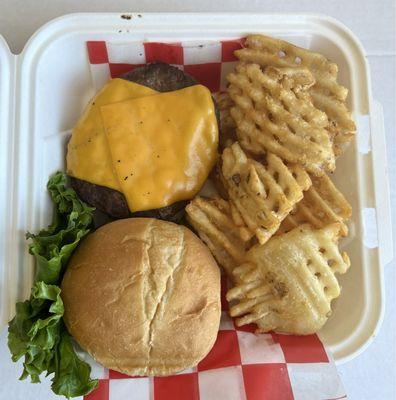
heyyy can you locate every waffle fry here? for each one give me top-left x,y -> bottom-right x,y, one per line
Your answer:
186,196 -> 252,277
235,34 -> 356,154
221,142 -> 311,244
278,174 -> 352,236
213,91 -> 237,149
228,63 -> 335,175
227,223 -> 350,335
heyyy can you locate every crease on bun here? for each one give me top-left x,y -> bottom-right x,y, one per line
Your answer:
61,218 -> 221,376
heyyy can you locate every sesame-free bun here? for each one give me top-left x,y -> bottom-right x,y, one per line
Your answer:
61,218 -> 221,376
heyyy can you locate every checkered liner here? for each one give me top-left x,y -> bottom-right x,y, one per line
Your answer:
83,40 -> 347,400
87,39 -> 244,92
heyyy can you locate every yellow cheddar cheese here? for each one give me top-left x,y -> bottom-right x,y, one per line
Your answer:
67,79 -> 157,190
100,85 -> 218,212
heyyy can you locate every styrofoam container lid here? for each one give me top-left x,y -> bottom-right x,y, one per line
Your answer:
0,13 -> 393,364
0,36 -> 14,331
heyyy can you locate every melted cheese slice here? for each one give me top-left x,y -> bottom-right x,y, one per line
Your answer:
67,79 -> 157,190
100,84 -> 218,212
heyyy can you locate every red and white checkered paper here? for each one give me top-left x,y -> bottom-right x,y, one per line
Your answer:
83,40 -> 347,400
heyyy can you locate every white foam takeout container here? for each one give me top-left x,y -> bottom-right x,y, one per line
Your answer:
0,13 -> 393,364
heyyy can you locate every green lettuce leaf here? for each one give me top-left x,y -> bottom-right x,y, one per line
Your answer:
8,172 -> 98,398
52,331 -> 98,397
8,282 -> 63,383
27,172 -> 94,284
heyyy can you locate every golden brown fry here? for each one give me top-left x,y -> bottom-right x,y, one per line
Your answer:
186,196 -> 252,278
213,91 -> 237,149
228,63 -> 335,175
278,174 -> 352,236
227,223 -> 350,335
221,142 -> 311,244
235,34 -> 356,154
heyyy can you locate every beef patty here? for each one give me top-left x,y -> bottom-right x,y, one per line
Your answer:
69,63 -> 219,223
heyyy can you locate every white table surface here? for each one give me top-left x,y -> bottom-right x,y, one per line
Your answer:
0,1 -> 395,399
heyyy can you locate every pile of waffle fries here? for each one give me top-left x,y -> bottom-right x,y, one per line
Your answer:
187,34 -> 355,335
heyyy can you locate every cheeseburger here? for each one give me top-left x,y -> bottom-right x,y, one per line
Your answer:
67,63 -> 220,221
